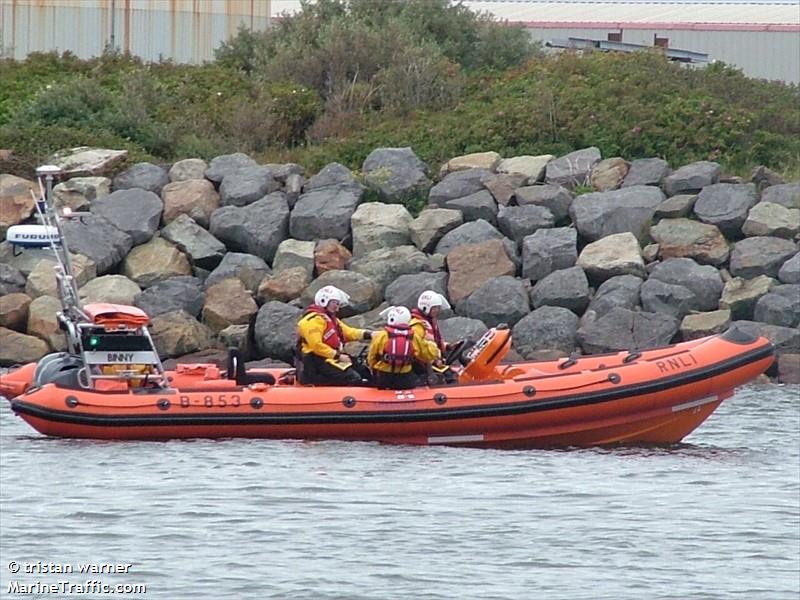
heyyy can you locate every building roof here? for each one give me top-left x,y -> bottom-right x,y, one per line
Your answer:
270,1 -> 800,31
462,0 -> 800,30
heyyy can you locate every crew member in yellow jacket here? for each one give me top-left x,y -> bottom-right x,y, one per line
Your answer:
296,285 -> 374,385
410,290 -> 458,384
368,306 -> 440,390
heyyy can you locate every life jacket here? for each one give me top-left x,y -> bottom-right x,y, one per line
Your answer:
410,308 -> 445,354
298,305 -> 344,353
382,325 -> 414,372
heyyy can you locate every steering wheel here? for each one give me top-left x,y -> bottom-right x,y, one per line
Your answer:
444,339 -> 467,365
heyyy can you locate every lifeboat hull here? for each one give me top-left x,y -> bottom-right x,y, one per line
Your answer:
4,331 -> 774,448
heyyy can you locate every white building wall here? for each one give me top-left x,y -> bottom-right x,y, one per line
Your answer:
0,0 -> 271,64
527,27 -> 800,84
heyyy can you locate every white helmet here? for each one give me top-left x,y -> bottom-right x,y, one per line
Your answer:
315,285 -> 350,309
418,290 -> 450,315
380,306 -> 411,326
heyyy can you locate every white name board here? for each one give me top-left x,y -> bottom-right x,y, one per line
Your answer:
84,351 -> 158,365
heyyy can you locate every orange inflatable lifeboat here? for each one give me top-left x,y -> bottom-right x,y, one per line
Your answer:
1,322 -> 774,448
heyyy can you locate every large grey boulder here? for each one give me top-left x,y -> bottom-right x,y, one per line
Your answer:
654,194 -> 697,219
202,278 -> 258,334
150,310 -> 216,359
48,146 -> 128,178
290,185 -> 363,241
778,253 -> 800,284
481,172 -> 528,206
442,152 -> 501,174
53,176 -> 111,212
640,278 -> 697,319
253,301 -> 304,363
649,257 -> 723,312
621,157 -> 670,188
269,163 -> 305,182
521,227 -> 577,281
79,275 -> 141,305
569,186 -> 664,243
305,163 -> 365,194
731,321 -> 800,353
742,202 -> 800,239
530,266 -> 590,315
0,293 -> 31,333
447,240 -> 516,305
285,173 -> 304,208
349,246 -> 430,292
27,295 -> 66,351
497,204 -> 554,246
362,147 -> 431,203
409,208 -> 463,253
650,218 -> 729,266
663,161 -> 720,196
545,147 -> 601,189
1,174 -> 35,237
204,153 -> 258,185
300,270 -> 381,317
0,243 -> 55,277
90,188 -> 163,245
134,276 -> 205,318
576,232 -> 645,283
384,272 -> 450,312
428,169 -> 492,205
577,308 -> 679,354
434,219 -> 504,256
351,202 -> 413,257
0,263 -> 26,296
168,158 -> 208,182
497,154 -> 553,182
219,165 -> 280,207
204,252 -> 271,293
680,309 -> 731,341
161,179 -> 220,228
719,275 -> 774,321
121,237 -> 192,288
754,285 -> 800,328
729,237 -> 798,279
760,182 -> 800,209
585,275 -> 643,320
443,190 -> 498,224
693,183 -> 758,237
591,157 -> 628,191
512,306 -> 580,359
719,275 -> 775,321
463,276 -> 529,328
439,317 -> 488,344
161,214 -> 226,270
61,214 -> 133,275
273,239 -> 316,276
210,193 -> 290,264
514,184 -> 572,221
112,162 -> 170,195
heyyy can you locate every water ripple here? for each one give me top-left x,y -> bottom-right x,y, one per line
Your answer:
1,385 -> 798,599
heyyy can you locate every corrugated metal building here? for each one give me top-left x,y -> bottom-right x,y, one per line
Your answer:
2,0 -> 798,83
463,0 -> 800,83
0,0 -> 271,64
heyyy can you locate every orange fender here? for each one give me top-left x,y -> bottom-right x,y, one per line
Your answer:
0,362 -> 37,398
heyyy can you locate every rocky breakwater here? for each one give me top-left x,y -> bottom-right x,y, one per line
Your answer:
1,147 -> 798,383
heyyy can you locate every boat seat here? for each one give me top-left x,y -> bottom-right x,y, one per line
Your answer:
226,348 -> 276,386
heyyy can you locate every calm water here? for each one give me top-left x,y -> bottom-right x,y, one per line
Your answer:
0,384 -> 798,600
